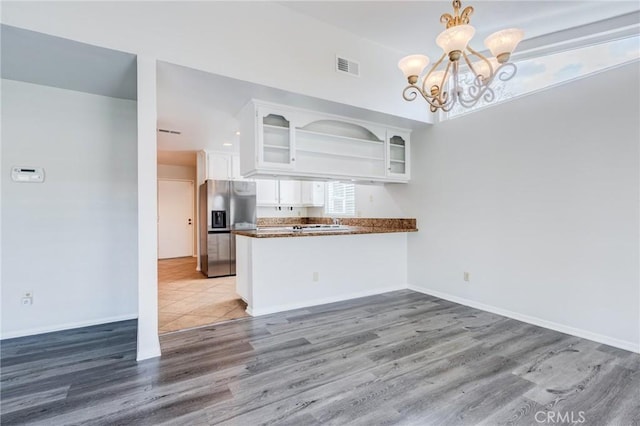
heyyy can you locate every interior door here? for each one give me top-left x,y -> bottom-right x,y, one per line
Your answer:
158,179 -> 194,259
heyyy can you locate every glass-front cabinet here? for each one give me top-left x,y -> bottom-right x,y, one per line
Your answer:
257,108 -> 295,170
386,131 -> 410,180
239,100 -> 411,183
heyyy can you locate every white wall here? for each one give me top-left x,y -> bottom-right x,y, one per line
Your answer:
306,183 -> 409,218
394,63 -> 640,351
354,184 -> 408,218
136,56 -> 161,360
1,79 -> 138,338
1,1 -> 427,123
157,164 -> 195,181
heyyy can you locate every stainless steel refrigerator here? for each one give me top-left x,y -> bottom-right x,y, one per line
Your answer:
199,180 -> 257,278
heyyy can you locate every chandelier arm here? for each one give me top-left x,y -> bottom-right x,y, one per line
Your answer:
465,45 -> 494,80
421,53 -> 448,94
457,82 -> 494,108
449,60 -> 461,105
438,61 -> 456,110
440,60 -> 452,92
461,51 -> 480,81
454,68 -> 492,106
402,84 -> 453,111
496,62 -> 518,82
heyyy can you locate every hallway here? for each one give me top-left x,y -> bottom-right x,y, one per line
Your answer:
158,257 -> 248,333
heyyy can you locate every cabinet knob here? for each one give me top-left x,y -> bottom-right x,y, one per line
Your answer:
291,158 -> 296,162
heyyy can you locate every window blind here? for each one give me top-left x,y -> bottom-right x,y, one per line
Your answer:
325,182 -> 355,216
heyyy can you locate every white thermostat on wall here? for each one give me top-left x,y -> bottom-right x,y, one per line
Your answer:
11,166 -> 45,183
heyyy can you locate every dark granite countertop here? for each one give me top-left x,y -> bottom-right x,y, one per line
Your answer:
233,218 -> 418,238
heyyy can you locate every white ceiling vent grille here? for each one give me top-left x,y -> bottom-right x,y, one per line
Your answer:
336,56 -> 360,77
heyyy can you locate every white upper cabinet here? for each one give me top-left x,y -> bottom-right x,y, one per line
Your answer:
278,180 -> 302,206
386,130 -> 411,180
257,107 -> 296,171
301,181 -> 325,207
239,100 -> 411,183
231,155 -> 242,180
206,151 -> 242,180
255,179 -> 323,207
256,179 -> 280,205
207,152 -> 232,180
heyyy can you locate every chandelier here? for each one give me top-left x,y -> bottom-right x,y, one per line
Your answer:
398,0 -> 524,113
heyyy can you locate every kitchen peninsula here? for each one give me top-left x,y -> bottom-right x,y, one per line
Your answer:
234,218 -> 417,316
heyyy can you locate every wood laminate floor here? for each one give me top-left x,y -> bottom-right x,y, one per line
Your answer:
1,290 -> 639,425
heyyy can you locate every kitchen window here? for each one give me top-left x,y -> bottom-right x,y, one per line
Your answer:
325,182 -> 355,216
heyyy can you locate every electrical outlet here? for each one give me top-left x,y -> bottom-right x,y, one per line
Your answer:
463,272 -> 470,282
312,272 -> 319,282
21,290 -> 34,306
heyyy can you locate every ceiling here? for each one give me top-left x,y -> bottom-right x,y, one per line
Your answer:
0,24 -> 137,100
3,2 -> 638,166
156,61 -> 425,154
279,1 -> 640,59
157,1 -> 639,155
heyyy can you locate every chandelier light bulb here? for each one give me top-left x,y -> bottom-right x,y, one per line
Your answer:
424,70 -> 447,90
484,28 -> 524,63
436,24 -> 475,60
398,54 -> 430,84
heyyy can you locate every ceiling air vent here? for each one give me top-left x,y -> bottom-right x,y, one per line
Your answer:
336,56 -> 360,77
158,128 -> 181,135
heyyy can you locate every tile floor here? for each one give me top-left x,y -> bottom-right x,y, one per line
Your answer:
158,257 -> 248,334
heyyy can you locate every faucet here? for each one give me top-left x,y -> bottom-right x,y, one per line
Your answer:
332,217 -> 341,225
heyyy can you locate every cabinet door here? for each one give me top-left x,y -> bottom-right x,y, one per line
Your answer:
256,179 -> 279,206
278,180 -> 302,206
257,107 -> 296,170
301,181 -> 325,206
207,152 -> 231,180
231,155 -> 242,180
386,131 -> 410,180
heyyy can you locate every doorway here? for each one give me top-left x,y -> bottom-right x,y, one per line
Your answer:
157,257 -> 248,333
158,179 -> 194,259
156,151 -> 248,333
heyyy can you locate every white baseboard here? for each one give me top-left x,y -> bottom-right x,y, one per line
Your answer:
0,314 -> 138,340
407,284 -> 639,354
249,285 -> 406,317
